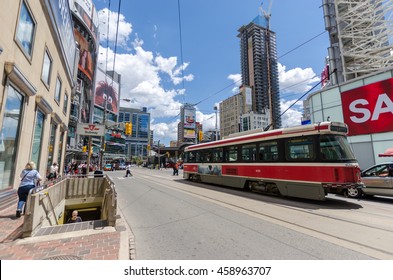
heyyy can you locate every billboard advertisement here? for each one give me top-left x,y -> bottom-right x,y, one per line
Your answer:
74,28 -> 96,81
44,0 -> 76,80
184,108 -> 196,129
94,69 -> 119,114
184,129 -> 196,139
70,0 -> 99,42
341,78 -> 393,136
245,86 -> 252,105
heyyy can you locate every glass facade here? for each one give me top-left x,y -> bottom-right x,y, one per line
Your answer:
0,86 -> 24,190
120,108 -> 150,159
31,110 -> 45,167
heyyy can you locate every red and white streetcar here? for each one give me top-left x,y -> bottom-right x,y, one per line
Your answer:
183,122 -> 363,201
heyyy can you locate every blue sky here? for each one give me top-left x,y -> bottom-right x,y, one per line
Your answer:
93,0 -> 328,145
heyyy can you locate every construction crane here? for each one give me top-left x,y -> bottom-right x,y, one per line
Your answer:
259,0 -> 273,29
260,1 -> 275,130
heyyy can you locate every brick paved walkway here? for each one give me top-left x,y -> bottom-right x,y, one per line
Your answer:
0,203 -> 124,260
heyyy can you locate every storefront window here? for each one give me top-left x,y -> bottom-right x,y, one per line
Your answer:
0,86 -> 24,190
31,110 -> 44,167
57,131 -> 64,172
47,122 -> 57,174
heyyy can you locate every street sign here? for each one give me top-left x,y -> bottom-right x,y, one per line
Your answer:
77,123 -> 105,136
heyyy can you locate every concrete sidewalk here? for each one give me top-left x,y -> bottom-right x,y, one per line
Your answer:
0,201 -> 134,260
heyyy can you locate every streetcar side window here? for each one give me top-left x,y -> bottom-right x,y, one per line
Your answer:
203,150 -> 213,162
195,151 -> 202,162
241,144 -> 256,161
186,151 -> 196,163
258,141 -> 278,161
224,146 -> 238,162
212,148 -> 223,162
286,137 -> 315,160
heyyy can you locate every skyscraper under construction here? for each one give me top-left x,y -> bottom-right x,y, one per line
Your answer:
238,14 -> 281,129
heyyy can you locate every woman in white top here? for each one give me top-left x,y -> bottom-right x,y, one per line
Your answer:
16,161 -> 42,218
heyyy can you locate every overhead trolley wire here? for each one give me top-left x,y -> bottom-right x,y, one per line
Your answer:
177,0 -> 186,103
192,30 -> 328,110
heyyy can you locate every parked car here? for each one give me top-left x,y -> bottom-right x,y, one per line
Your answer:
346,162 -> 393,198
103,164 -> 112,171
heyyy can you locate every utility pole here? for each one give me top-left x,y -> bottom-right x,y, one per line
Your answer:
157,140 -> 160,169
214,105 -> 218,141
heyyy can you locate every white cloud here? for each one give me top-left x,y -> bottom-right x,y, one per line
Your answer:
150,121 -> 179,141
98,8 -> 132,47
280,99 -> 303,127
197,111 -> 216,131
155,57 -> 194,85
227,73 -> 242,93
96,9 -> 319,145
276,63 -> 319,126
278,63 -> 320,94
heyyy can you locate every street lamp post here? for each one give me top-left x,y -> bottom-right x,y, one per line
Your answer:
99,98 -> 108,170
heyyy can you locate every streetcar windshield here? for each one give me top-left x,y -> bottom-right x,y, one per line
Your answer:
319,135 -> 356,161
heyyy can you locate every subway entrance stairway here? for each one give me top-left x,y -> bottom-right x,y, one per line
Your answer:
0,175 -> 133,260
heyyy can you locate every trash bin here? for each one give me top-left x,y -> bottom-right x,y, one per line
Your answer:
94,170 -> 103,177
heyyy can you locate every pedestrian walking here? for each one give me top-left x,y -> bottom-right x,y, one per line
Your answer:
16,161 -> 42,218
125,164 -> 132,177
47,162 -> 58,180
173,162 -> 179,176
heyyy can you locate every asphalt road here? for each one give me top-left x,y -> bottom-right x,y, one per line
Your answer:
108,167 -> 393,260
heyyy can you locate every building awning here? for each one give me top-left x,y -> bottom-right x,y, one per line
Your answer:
378,148 -> 393,157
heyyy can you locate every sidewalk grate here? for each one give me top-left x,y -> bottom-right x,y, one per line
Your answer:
34,220 -> 108,236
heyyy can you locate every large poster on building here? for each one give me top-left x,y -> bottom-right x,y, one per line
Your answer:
245,86 -> 252,105
184,129 -> 196,139
341,78 -> 393,136
74,28 -> 96,81
184,108 -> 196,129
94,69 -> 119,114
71,0 -> 99,42
45,0 -> 76,80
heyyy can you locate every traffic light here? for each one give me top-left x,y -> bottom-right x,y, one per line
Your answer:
199,131 -> 203,141
125,122 -> 132,135
82,146 -> 87,153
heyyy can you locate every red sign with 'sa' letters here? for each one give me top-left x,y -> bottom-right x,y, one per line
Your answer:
341,78 -> 393,136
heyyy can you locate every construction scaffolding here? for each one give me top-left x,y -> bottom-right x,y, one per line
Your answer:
322,0 -> 393,84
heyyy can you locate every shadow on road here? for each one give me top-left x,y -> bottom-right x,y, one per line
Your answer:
173,178 -> 364,210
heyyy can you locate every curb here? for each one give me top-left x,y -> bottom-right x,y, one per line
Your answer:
116,207 -> 136,260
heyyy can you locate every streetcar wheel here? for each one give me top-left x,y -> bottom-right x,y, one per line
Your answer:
243,181 -> 252,192
345,188 -> 362,198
